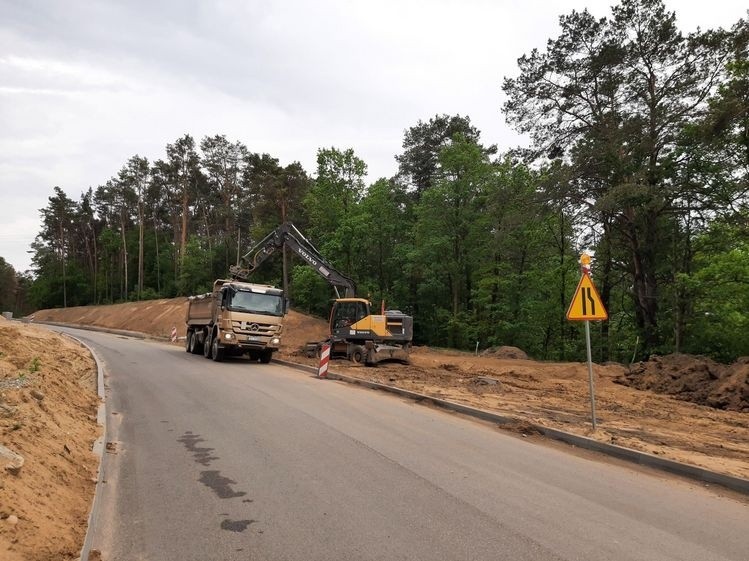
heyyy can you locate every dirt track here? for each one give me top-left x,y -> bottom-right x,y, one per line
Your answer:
32,299 -> 749,480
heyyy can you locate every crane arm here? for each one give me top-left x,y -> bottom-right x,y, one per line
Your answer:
229,222 -> 357,298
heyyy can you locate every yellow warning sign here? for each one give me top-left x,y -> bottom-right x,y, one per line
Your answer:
566,274 -> 608,321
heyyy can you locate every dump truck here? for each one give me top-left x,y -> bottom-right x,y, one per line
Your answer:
230,222 -> 413,365
185,279 -> 284,362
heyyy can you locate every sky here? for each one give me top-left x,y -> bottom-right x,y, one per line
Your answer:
1,0 -> 747,273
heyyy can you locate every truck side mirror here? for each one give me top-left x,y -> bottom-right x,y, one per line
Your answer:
284,298 -> 291,315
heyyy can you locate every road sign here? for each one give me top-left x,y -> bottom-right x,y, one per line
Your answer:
566,273 -> 608,321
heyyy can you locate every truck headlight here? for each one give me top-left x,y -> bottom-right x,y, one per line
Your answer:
224,333 -> 235,340
271,338 -> 280,345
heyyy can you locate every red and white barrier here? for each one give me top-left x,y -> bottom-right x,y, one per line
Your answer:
317,344 -> 330,378
170,326 -> 177,343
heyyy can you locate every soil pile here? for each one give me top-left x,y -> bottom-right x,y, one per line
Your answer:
616,354 -> 749,412
0,321 -> 100,561
32,298 -> 189,340
480,346 -> 529,360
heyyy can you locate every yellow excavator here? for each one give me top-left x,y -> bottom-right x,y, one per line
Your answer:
230,222 -> 413,365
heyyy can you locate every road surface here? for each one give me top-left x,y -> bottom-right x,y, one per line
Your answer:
60,327 -> 748,561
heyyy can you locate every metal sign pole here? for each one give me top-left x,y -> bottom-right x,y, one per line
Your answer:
584,319 -> 597,430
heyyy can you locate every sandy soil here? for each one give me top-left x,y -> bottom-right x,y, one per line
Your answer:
0,317 -> 100,561
32,300 -> 749,481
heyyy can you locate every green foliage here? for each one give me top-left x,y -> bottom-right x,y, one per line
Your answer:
304,147 -> 367,278
349,178 -> 411,309
676,221 -> 749,361
396,114 -> 495,196
0,256 -> 17,312
178,236 -> 216,295
27,357 -> 41,374
289,266 -> 331,318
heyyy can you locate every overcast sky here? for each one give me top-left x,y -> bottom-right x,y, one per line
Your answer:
1,0 -> 746,273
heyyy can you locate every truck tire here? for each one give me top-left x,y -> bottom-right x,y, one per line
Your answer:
351,346 -> 365,364
189,332 -> 201,354
185,330 -> 193,353
211,334 -> 224,362
259,349 -> 272,364
203,331 -> 212,359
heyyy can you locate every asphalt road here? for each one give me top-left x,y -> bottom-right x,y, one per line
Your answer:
60,328 -> 748,561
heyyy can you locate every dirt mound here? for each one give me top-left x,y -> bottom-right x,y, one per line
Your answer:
0,321 -> 100,561
480,346 -> 528,360
615,354 -> 749,412
279,310 -> 329,354
32,298 -> 189,340
706,362 -> 749,411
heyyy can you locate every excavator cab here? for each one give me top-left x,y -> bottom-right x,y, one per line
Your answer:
330,299 -> 370,331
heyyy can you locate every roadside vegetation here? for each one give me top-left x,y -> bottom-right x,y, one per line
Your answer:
3,0 -> 748,364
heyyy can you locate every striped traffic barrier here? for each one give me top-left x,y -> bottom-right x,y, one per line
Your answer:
317,344 -> 330,378
170,326 -> 177,343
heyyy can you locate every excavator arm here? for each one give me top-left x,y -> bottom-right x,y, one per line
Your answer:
230,222 -> 357,298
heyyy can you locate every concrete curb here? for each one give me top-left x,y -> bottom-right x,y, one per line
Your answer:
272,358 -> 749,496
57,332 -> 108,561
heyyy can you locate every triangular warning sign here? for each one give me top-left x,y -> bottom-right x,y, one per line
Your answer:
566,273 -> 608,321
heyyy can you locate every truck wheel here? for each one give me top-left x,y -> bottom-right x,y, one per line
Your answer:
259,349 -> 272,364
185,330 -> 193,353
203,331 -> 212,359
189,332 -> 200,354
351,346 -> 365,364
211,334 -> 224,362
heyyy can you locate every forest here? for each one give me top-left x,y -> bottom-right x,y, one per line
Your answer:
2,0 -> 748,363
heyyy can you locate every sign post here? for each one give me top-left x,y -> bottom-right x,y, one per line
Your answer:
584,320 -> 596,430
566,253 -> 607,430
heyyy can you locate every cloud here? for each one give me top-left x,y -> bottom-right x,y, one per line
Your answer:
0,0 -> 747,273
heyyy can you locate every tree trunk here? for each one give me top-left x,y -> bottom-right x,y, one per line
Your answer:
120,211 -> 129,301
598,219 -> 614,362
138,200 -> 144,299
59,222 -> 67,308
154,218 -> 161,295
674,215 -> 693,353
281,201 -> 289,302
180,190 -> 188,273
628,215 -> 659,354
92,227 -> 98,304
557,211 -> 567,360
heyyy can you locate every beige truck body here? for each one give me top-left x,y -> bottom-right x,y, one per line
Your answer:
185,279 -> 284,363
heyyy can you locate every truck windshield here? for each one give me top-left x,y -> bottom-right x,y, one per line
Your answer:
228,290 -> 283,316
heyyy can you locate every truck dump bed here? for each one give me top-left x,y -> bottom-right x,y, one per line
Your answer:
186,293 -> 215,324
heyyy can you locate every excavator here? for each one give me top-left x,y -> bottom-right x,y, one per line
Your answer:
229,222 -> 413,365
